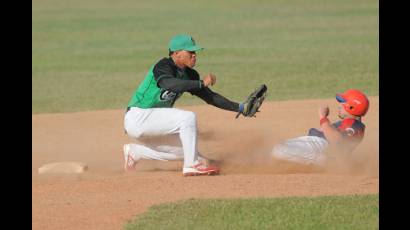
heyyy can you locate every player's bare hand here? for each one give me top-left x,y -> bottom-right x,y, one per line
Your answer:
319,106 -> 329,119
203,74 -> 216,87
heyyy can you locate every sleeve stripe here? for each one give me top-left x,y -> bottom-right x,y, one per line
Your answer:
156,74 -> 174,83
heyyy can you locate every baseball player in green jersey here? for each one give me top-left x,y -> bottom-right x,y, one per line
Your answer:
123,34 -> 259,176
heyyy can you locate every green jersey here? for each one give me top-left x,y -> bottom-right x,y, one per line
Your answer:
127,58 -> 199,108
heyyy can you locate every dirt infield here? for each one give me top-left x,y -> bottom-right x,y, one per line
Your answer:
32,97 -> 379,230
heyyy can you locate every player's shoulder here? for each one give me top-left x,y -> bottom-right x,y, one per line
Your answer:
153,57 -> 177,74
154,57 -> 174,68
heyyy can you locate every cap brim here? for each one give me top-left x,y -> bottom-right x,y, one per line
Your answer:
185,45 -> 204,51
336,94 -> 346,103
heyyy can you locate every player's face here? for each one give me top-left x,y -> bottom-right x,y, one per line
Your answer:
173,50 -> 197,68
337,103 -> 348,119
179,50 -> 197,68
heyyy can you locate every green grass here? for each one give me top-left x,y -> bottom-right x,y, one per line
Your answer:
32,0 -> 378,113
124,194 -> 379,230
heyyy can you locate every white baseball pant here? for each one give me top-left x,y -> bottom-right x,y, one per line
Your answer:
271,136 -> 329,166
124,107 -> 201,168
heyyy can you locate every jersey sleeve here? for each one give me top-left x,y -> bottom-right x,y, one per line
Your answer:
152,58 -> 176,84
153,59 -> 203,93
191,87 -> 240,112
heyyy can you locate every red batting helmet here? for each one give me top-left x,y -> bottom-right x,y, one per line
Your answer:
335,89 -> 369,117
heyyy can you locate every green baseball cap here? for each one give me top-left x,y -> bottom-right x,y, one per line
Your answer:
168,34 -> 204,52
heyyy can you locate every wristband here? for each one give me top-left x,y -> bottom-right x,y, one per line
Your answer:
239,103 -> 244,113
320,117 -> 330,126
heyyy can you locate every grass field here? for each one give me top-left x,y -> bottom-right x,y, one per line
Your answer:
124,194 -> 379,230
32,1 -> 379,228
32,0 -> 378,113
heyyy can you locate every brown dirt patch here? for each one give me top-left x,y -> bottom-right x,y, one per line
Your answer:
32,97 -> 379,230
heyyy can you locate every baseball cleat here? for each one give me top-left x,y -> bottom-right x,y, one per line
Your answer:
197,156 -> 210,167
182,163 -> 220,176
123,144 -> 138,172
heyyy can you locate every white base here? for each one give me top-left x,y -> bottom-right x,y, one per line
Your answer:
38,161 -> 88,174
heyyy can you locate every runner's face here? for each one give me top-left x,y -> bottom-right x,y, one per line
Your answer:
337,103 -> 348,119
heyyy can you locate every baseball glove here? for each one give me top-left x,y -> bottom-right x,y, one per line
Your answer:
236,84 -> 267,118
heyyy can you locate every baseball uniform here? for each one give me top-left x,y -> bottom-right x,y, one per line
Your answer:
272,118 -> 366,166
124,56 -> 240,169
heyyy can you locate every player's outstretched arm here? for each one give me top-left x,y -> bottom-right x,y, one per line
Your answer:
318,106 -> 344,143
192,87 -> 240,112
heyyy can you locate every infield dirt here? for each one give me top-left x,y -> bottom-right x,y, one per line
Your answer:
32,97 -> 379,230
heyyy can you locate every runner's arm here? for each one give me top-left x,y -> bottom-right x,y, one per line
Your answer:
319,119 -> 345,143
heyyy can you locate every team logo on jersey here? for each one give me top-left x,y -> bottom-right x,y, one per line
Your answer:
345,128 -> 355,136
160,90 -> 178,101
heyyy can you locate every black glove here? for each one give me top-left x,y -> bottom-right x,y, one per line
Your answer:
236,84 -> 267,118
